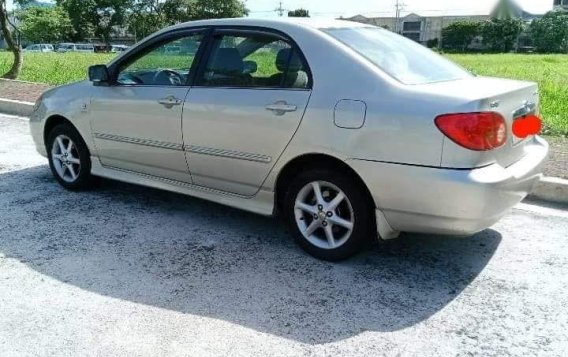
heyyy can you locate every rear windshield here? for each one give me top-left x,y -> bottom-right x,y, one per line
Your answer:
322,27 -> 472,85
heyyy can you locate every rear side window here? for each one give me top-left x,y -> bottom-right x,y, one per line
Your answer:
198,32 -> 310,89
323,27 -> 472,85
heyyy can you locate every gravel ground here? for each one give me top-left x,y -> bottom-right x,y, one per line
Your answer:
542,136 -> 568,179
0,114 -> 567,357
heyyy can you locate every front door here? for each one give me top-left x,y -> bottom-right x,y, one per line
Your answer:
90,30 -> 205,183
182,29 -> 312,196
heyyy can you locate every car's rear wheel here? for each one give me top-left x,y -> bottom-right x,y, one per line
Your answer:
47,123 -> 93,190
284,169 -> 374,261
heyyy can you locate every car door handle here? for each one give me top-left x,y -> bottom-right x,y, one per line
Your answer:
265,102 -> 297,115
158,96 -> 183,107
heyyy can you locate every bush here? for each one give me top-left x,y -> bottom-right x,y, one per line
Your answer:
426,38 -> 439,48
442,21 -> 481,52
481,18 -> 524,52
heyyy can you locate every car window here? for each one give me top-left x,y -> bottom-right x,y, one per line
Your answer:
322,27 -> 472,85
199,33 -> 309,89
117,33 -> 203,86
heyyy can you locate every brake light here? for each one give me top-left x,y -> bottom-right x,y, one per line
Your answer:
435,112 -> 507,151
512,114 -> 542,139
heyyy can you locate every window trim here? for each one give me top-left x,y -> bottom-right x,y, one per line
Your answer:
108,28 -> 210,88
191,26 -> 313,91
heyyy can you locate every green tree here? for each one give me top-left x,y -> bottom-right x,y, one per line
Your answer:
128,0 -> 168,40
18,6 -> 74,44
441,21 -> 481,52
128,0 -> 247,41
128,0 -> 195,40
56,0 -> 131,43
161,0 -> 194,23
481,18 -> 523,52
1,0 -> 32,79
530,10 -> 568,53
288,8 -> 309,17
191,0 -> 247,20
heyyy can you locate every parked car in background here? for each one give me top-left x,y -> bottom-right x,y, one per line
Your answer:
56,43 -> 95,53
30,19 -> 549,261
24,44 -> 54,53
111,45 -> 129,53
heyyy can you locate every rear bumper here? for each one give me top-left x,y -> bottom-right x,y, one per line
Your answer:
349,136 -> 549,236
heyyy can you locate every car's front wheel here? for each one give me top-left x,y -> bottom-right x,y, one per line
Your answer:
47,123 -> 93,190
284,169 -> 375,261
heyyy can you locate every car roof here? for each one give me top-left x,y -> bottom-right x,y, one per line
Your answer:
166,18 -> 370,33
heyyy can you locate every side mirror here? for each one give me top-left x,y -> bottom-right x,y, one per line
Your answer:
243,61 -> 258,75
88,65 -> 110,84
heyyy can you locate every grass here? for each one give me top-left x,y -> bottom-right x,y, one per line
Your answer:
0,52 -> 115,85
1,51 -> 567,136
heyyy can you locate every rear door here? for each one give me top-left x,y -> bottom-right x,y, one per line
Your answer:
182,28 -> 312,196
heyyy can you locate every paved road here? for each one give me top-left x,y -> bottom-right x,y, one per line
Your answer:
1,114 -> 567,357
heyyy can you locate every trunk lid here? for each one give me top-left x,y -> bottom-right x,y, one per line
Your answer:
416,76 -> 540,169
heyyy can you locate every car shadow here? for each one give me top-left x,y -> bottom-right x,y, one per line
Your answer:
0,166 -> 502,344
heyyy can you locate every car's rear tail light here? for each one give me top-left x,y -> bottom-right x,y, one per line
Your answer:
435,112 -> 507,151
512,114 -> 542,139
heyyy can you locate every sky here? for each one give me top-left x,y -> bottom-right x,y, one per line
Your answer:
6,0 -> 555,17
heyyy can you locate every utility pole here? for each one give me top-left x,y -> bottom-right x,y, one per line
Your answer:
395,0 -> 405,34
275,1 -> 285,17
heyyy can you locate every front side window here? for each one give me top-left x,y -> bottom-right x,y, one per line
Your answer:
323,27 -> 472,85
199,33 -> 309,89
117,33 -> 203,86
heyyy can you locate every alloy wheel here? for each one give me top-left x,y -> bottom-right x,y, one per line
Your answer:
294,181 -> 355,250
51,134 -> 81,183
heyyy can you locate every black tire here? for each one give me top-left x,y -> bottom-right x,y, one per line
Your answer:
46,123 -> 93,190
283,168 -> 375,261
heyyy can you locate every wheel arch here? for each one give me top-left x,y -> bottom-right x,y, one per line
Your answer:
44,115 -> 73,145
43,115 -> 90,153
274,153 -> 376,214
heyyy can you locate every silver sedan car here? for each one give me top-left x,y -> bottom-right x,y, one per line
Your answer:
30,18 -> 549,261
